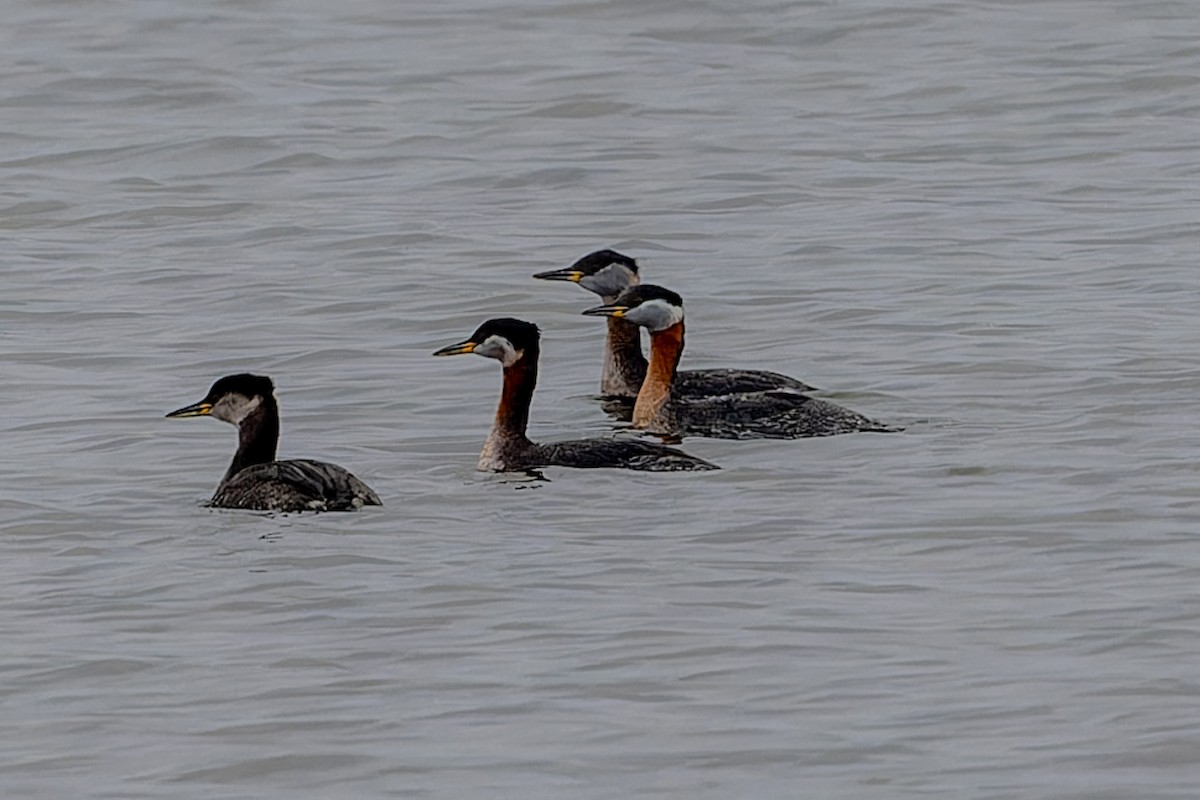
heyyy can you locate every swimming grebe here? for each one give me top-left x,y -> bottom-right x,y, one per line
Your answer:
583,286 -> 893,440
533,249 -> 814,399
165,373 -> 381,511
432,318 -> 718,472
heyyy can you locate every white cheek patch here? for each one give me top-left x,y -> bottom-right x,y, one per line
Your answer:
476,335 -> 523,367
211,393 -> 262,425
499,346 -> 523,368
581,264 -> 638,298
624,298 -> 683,331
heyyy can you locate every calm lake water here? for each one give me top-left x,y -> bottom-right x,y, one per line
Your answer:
4,0 -> 1200,797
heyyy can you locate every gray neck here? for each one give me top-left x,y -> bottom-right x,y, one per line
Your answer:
601,315 -> 648,398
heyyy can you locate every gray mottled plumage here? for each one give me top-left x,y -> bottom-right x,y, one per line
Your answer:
473,435 -> 716,472
676,367 -> 813,398
213,458 -> 382,512
532,439 -> 717,472
666,391 -> 896,440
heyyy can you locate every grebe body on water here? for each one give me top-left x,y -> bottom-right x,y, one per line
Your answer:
583,286 -> 894,440
166,374 -> 381,512
433,318 -> 717,472
533,249 -> 814,399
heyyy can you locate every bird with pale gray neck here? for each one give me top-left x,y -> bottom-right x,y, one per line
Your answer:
533,249 -> 815,400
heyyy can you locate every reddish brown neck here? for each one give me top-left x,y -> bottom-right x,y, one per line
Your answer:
479,353 -> 538,470
493,356 -> 536,441
633,321 -> 684,428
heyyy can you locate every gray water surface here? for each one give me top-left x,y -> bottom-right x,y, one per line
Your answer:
4,1 -> 1200,797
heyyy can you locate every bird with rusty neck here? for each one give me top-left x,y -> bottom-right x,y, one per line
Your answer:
433,317 -> 718,472
583,286 -> 895,440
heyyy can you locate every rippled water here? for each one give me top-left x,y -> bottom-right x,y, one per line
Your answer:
5,0 -> 1200,797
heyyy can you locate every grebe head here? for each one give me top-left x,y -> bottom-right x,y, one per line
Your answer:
582,284 -> 684,332
433,317 -> 540,368
166,373 -> 275,426
532,249 -> 640,299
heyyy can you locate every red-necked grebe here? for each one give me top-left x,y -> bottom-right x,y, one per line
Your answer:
432,317 -> 717,472
533,249 -> 814,399
165,373 -> 381,511
583,286 -> 894,439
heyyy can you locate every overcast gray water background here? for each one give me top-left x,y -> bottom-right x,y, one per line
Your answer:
4,0 -> 1200,797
